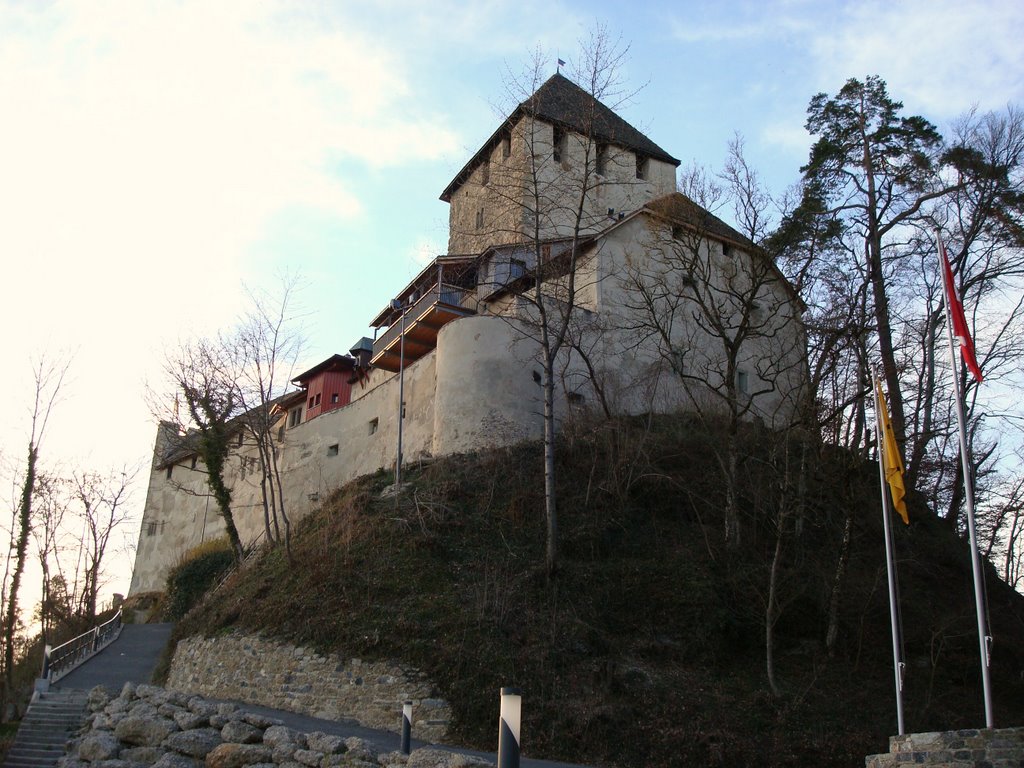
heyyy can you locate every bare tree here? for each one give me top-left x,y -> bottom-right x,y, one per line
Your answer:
162,340 -> 244,562
621,149 -> 807,547
30,473 -> 70,647
71,467 -> 135,621
474,28 -> 640,576
2,356 -> 67,721
233,275 -> 305,554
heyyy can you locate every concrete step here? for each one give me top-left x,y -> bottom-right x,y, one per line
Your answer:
2,690 -> 87,768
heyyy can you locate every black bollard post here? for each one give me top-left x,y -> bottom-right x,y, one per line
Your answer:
497,687 -> 521,768
401,700 -> 412,755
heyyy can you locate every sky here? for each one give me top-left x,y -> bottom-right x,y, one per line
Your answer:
1,0 -> 1022,603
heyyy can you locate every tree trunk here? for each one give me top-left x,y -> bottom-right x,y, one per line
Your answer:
766,511 -> 785,697
825,509 -> 854,656
860,106 -> 907,457
2,444 -> 37,722
542,353 -> 559,578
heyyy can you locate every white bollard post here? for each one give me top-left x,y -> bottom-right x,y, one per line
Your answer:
401,700 -> 413,754
498,687 -> 521,768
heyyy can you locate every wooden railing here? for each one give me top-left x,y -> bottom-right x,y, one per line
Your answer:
372,282 -> 477,361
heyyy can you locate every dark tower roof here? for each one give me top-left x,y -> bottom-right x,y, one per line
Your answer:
440,73 -> 680,202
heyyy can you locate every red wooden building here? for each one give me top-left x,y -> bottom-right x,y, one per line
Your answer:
292,354 -> 357,422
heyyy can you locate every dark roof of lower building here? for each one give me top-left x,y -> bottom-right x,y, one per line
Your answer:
642,193 -> 754,248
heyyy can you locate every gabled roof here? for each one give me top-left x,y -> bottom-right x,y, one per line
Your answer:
292,354 -> 356,385
440,73 -> 680,202
156,392 -> 298,469
643,194 -> 754,248
624,193 -> 805,311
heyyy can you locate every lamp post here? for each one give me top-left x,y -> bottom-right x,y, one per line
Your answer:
391,298 -> 408,488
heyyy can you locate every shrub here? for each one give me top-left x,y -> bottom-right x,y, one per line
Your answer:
163,538 -> 234,620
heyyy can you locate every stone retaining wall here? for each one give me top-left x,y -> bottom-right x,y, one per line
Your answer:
166,633 -> 451,743
61,682 -> 485,768
865,726 -> 1024,767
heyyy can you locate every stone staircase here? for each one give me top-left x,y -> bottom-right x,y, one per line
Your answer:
3,689 -> 88,768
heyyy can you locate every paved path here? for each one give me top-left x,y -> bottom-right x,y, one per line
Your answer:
49,624 -> 590,768
54,623 -> 175,690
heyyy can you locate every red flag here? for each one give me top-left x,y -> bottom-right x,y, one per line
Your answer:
938,235 -> 983,383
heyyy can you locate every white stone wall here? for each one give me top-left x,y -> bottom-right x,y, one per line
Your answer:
130,216 -> 807,597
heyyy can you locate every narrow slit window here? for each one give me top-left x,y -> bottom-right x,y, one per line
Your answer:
737,369 -> 750,395
553,125 -> 567,164
369,418 -> 379,435
327,444 -> 339,457
636,154 -> 648,180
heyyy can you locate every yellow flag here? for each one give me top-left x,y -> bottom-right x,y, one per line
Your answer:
875,378 -> 909,525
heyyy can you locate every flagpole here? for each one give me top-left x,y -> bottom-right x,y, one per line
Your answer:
936,230 -> 994,728
872,375 -> 906,736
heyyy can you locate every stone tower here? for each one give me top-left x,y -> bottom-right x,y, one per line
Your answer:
440,73 -> 679,256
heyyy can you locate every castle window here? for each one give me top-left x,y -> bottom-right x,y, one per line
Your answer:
553,125 -> 567,164
737,369 -> 750,395
596,144 -> 608,176
327,443 -> 339,457
146,520 -> 161,537
277,425 -> 285,443
567,392 -> 585,406
309,396 -> 315,409
368,418 -> 379,435
237,432 -> 244,447
480,159 -> 490,186
314,393 -> 322,407
501,134 -> 511,159
723,242 -> 733,257
165,465 -> 173,480
475,208 -> 484,230
191,456 -> 198,470
331,393 -> 339,404
289,407 -> 302,427
672,225 -> 684,241
636,154 -> 649,180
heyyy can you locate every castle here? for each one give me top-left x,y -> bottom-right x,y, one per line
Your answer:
129,73 -> 807,595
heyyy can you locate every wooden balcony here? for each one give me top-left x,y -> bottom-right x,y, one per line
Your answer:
370,283 -> 477,372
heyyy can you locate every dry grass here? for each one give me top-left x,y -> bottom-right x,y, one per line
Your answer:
171,420 -> 1024,767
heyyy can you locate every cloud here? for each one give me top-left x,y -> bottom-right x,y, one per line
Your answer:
805,0 -> 1024,117
760,121 -> 812,156
0,0 -> 464,473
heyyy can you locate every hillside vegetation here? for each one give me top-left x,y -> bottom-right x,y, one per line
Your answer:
169,417 -> 1024,767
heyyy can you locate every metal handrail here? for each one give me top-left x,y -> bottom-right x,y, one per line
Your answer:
41,607 -> 123,683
